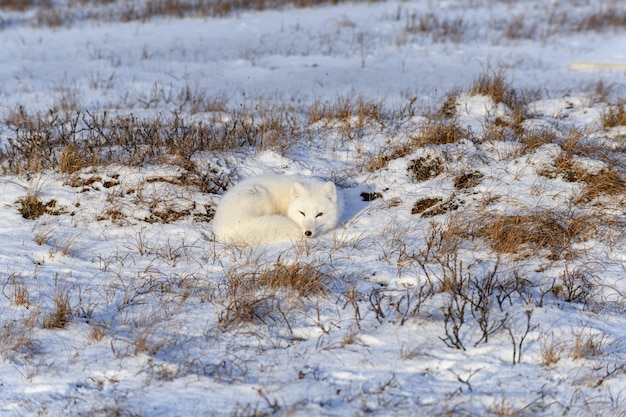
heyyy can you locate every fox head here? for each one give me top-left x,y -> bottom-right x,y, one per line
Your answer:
287,181 -> 339,239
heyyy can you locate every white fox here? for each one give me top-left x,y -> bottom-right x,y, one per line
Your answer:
212,175 -> 340,245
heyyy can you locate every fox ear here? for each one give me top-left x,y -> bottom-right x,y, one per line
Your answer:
323,181 -> 337,203
291,182 -> 306,199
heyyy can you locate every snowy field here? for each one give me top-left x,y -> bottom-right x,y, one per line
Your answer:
0,0 -> 625,415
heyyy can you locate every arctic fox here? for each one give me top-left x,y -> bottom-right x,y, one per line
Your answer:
212,175 -> 340,245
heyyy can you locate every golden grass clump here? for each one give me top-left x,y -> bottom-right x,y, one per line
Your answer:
256,262 -> 329,297
18,191 -> 64,220
43,291 -> 72,329
576,168 -> 626,203
601,103 -> 626,128
58,143 -> 87,174
470,71 -> 510,105
412,119 -> 471,146
477,210 -> 596,258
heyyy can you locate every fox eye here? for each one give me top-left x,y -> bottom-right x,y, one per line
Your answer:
316,212 -> 323,218
299,211 -> 305,216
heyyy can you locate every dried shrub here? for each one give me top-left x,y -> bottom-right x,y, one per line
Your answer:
257,262 -> 329,297
404,11 -> 466,43
1,108 -> 296,175
551,266 -> 596,304
0,0 -> 51,11
576,8 -> 626,32
365,143 -> 413,172
439,90 -> 459,118
408,155 -> 444,182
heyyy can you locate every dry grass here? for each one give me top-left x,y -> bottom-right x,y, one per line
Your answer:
412,119 -> 471,147
17,191 -> 64,220
470,71 -> 513,106
219,260 -> 330,329
1,107 -> 299,176
43,290 -> 72,329
601,102 -> 626,128
476,209 -> 596,259
411,198 -> 442,215
0,0 -> 51,11
4,273 -> 30,307
1,0 -> 377,27
403,11 -> 466,43
576,168 -> 626,203
572,329 -> 605,360
540,335 -> 562,367
518,127 -> 558,151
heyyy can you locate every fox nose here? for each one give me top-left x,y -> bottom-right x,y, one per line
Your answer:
304,230 -> 312,237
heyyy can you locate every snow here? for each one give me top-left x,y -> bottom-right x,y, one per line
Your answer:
0,0 -> 625,416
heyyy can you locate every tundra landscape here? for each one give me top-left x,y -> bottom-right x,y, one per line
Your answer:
0,0 -> 625,415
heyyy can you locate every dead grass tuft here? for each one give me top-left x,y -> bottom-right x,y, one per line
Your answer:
601,102 -> 626,128
518,127 -> 558,151
404,11 -> 466,43
477,209 -> 596,258
0,0 -> 51,11
576,168 -> 626,203
412,196 -> 462,218
439,90 -> 460,118
540,335 -> 562,367
470,71 -> 511,105
572,329 -> 605,360
576,8 -> 626,33
58,143 -> 87,174
43,290 -> 72,329
413,119 -> 471,147
257,262 -> 329,297
18,191 -> 64,220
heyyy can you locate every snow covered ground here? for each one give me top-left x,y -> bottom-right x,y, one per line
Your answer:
0,0 -> 625,415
